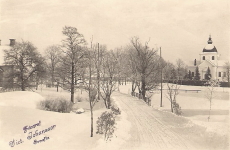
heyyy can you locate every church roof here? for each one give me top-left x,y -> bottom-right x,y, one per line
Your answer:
187,60 -> 201,67
203,35 -> 217,52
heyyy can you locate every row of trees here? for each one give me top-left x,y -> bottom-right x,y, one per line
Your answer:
2,27 -> 121,107
44,27 -> 119,109
162,59 -> 188,81
3,27 -> 190,101
4,26 -> 229,103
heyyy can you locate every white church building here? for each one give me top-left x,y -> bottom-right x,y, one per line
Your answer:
188,36 -> 227,81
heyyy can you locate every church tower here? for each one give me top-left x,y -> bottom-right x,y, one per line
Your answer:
199,35 -> 219,66
188,35 -> 227,81
198,35 -> 220,80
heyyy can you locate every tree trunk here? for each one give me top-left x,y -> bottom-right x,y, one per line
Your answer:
57,82 -> 59,92
97,43 -> 100,100
51,71 -> 54,87
107,96 -> 111,109
36,79 -> 38,90
141,78 -> 146,101
20,71 -> 25,91
90,105 -> 93,137
117,81 -> 120,92
208,99 -> 212,122
131,81 -> 135,93
97,70 -> 100,100
21,81 -> 25,91
105,95 -> 110,109
71,61 -> 75,103
103,97 -> 108,108
228,75 -> 230,87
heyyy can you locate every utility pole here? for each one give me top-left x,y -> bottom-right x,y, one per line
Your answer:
160,47 -> 163,107
97,43 -> 100,100
89,36 -> 93,137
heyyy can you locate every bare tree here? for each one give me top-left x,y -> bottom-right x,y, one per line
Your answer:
176,59 -> 186,80
114,48 -> 124,91
224,61 -> 230,85
90,44 -> 107,100
85,43 -> 98,137
61,26 -> 86,103
44,45 -> 62,87
130,37 -> 160,100
145,90 -> 155,106
119,49 -> 130,85
55,57 -> 69,89
205,80 -> 219,121
4,40 -> 45,91
165,80 -> 181,115
126,45 -> 141,95
99,51 -> 118,109
163,62 -> 176,80
35,65 -> 47,90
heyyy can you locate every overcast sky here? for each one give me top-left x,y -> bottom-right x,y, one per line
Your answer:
0,0 -> 229,64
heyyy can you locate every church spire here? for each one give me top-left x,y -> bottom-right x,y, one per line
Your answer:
207,35 -> 212,44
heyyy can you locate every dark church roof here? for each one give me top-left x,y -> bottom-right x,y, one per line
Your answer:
203,36 -> 217,52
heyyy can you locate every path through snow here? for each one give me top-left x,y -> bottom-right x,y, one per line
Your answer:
112,92 -> 229,150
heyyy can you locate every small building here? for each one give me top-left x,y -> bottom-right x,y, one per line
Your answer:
188,36 -> 227,81
0,65 -> 14,88
0,39 -> 16,87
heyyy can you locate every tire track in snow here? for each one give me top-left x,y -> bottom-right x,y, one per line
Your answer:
112,92 -> 196,150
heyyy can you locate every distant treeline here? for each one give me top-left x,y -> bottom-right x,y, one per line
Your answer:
165,80 -> 230,87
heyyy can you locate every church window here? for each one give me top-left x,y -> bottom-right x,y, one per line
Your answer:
212,56 -> 214,60
192,72 -> 194,77
219,72 -> 221,77
223,72 -> 226,77
203,56 -> 205,60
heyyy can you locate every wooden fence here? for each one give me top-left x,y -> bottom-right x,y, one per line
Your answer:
131,91 -> 151,106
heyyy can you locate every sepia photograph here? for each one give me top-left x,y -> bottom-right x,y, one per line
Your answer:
0,0 -> 229,150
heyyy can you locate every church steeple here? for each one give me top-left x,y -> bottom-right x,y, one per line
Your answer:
203,35 -> 217,52
207,35 -> 212,44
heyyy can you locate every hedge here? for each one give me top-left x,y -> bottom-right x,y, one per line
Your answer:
165,80 -> 230,87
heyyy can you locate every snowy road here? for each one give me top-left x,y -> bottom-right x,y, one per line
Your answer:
112,92 -> 228,150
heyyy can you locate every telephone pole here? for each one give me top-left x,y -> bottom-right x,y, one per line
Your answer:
97,43 -> 100,100
160,47 -> 163,107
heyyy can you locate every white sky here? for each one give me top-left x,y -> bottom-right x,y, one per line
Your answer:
0,0 -> 229,64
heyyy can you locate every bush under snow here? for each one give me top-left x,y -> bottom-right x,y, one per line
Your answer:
38,98 -> 73,113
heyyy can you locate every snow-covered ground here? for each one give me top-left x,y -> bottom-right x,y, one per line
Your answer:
0,88 -> 108,150
118,82 -> 229,137
0,83 -> 229,150
111,92 -> 229,150
0,91 -> 44,109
